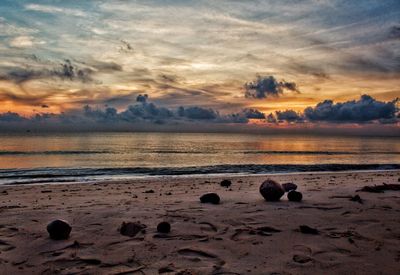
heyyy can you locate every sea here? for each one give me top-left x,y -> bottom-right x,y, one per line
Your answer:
0,132 -> 399,185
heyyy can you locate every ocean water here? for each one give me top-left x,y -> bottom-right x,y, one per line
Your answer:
0,132 -> 399,185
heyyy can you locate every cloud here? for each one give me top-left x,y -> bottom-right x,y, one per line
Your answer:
57,60 -> 93,82
25,4 -> 87,17
276,110 -> 304,123
9,36 -> 35,48
0,17 -> 37,36
0,94 -> 398,134
0,112 -> 26,122
90,61 -> 123,72
119,101 -> 174,123
177,106 -> 218,120
136,94 -> 148,103
83,105 -> 119,122
245,75 -> 299,99
0,91 -> 50,106
304,94 -> 399,123
0,94 -> 252,128
388,25 -> 400,40
0,60 -> 93,84
242,108 -> 265,119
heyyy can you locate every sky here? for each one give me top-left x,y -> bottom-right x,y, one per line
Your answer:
0,0 -> 399,134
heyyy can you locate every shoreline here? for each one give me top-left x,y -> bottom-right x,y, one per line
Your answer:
1,168 -> 400,187
0,170 -> 400,274
1,164 -> 400,186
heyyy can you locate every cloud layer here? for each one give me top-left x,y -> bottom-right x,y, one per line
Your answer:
0,60 -> 93,84
0,95 -> 398,133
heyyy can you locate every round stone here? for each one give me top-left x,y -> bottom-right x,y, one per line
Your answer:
200,193 -> 220,204
259,179 -> 285,201
47,219 -> 72,240
288,190 -> 303,202
157,222 -> 171,233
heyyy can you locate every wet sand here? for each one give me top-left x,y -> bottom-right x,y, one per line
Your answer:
0,170 -> 400,275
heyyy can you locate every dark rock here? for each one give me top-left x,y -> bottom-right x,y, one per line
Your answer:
288,190 -> 303,202
259,179 -> 285,201
119,222 -> 146,237
47,219 -> 72,240
143,189 -> 155,193
200,193 -> 220,204
220,179 -> 232,188
299,225 -> 319,235
157,222 -> 171,233
282,182 -> 297,192
349,194 -> 363,204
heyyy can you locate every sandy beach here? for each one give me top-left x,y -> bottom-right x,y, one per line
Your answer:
1,170 -> 400,275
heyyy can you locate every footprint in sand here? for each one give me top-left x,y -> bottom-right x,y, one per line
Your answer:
0,239 -> 15,251
230,226 -> 281,241
177,248 -> 225,267
198,221 -> 218,232
291,244 -> 314,265
312,248 -> 352,268
293,244 -> 312,255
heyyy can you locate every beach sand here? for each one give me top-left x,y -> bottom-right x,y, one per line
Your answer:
0,170 -> 400,275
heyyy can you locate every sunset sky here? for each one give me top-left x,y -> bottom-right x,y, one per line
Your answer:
0,0 -> 399,132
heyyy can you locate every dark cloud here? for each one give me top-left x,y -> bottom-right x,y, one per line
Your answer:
223,113 -> 249,124
0,59 -> 93,84
81,99 -> 175,124
0,91 -> 50,105
136,94 -> 148,103
54,59 -> 93,82
90,61 -> 123,72
177,106 -> 218,120
0,95 -> 398,133
276,110 -> 304,122
121,102 -> 173,121
0,69 -> 43,84
388,25 -> 400,40
242,108 -> 265,119
304,94 -> 398,123
0,112 -> 26,122
245,75 -> 299,99
83,105 -> 119,122
119,40 -> 134,53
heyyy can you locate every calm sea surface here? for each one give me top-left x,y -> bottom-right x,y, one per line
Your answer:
0,132 -> 399,184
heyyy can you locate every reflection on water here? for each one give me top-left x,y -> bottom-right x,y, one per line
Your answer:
0,132 -> 399,169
